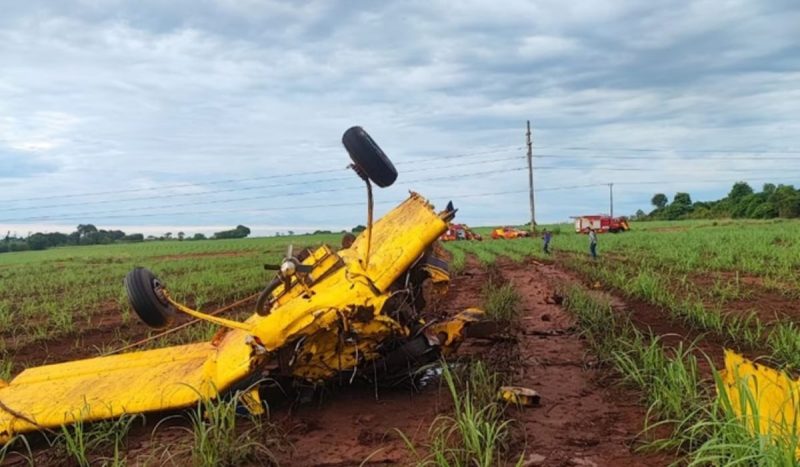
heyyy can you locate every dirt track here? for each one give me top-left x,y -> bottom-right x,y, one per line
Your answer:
268,258 -> 676,466
502,260 -> 673,466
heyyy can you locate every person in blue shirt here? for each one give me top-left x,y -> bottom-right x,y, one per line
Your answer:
542,229 -> 552,254
588,227 -> 598,259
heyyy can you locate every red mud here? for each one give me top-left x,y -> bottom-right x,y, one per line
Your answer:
690,272 -> 800,325
500,259 -> 675,466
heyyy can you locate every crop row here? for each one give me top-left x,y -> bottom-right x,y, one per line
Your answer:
562,284 -> 798,464
0,235 -> 340,354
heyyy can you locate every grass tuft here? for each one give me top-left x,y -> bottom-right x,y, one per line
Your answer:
187,392 -> 280,467
399,360 -> 513,467
481,281 -> 521,323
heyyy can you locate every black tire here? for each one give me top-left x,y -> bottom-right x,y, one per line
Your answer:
255,277 -> 282,316
342,126 -> 397,187
124,267 -> 175,329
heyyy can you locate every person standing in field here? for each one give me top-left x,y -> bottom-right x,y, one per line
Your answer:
542,228 -> 552,254
588,227 -> 598,259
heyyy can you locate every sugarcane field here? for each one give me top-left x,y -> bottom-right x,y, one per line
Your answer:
2,2 -> 799,466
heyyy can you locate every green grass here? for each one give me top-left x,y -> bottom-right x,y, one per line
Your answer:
186,394 -> 278,467
562,283 -> 800,465
399,361 -> 516,467
52,412 -> 141,467
481,281 -> 522,323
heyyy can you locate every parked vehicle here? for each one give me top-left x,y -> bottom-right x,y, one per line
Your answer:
441,223 -> 482,241
491,226 -> 530,239
572,215 -> 630,234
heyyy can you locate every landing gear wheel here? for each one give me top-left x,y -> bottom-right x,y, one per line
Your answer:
124,267 -> 175,329
342,126 -> 398,188
255,278 -> 282,316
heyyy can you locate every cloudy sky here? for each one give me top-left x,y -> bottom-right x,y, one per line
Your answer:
1,0 -> 799,236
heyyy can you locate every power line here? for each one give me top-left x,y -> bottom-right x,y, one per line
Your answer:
534,146 -> 800,155
1,188 -> 534,222
533,166 -> 800,173
6,146 -> 795,207
7,156 -> 797,214
4,175 -> 797,224
0,154 -> 525,212
534,153 -> 800,161
3,146 -> 523,204
0,167 -> 529,223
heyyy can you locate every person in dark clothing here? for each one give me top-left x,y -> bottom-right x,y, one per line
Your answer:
542,229 -> 552,254
588,227 -> 598,259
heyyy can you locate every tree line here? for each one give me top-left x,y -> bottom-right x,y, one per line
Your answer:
640,182 -> 800,221
1,224 -> 252,254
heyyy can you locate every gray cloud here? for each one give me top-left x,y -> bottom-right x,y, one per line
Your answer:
1,0 -> 798,234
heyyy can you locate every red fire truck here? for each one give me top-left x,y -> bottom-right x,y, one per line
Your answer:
572,215 -> 630,234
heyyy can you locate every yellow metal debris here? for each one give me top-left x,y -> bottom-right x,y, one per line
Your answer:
0,192 -> 452,442
499,386 -> 540,406
719,349 -> 800,453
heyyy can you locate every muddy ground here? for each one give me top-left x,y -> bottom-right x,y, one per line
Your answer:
5,258 -> 690,466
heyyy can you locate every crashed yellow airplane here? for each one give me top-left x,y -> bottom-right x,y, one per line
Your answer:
0,127 -> 485,442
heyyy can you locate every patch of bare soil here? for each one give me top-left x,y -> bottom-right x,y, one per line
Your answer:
689,272 -> 800,325
498,259 -> 675,466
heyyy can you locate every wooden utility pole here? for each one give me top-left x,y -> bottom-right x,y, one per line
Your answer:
609,183 -> 614,217
526,121 -> 535,234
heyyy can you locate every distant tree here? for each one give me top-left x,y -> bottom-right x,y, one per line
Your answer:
213,225 -> 251,239
651,193 -> 668,209
288,230 -> 294,236
67,231 -> 80,245
352,225 -> 367,233
773,185 -> 800,218
76,224 -> 98,238
123,233 -> 144,242
673,192 -> 692,206
763,183 -> 777,195
164,232 -> 173,240
146,235 -> 157,241
728,182 -> 754,201
27,233 -> 49,251
634,209 -> 646,220
192,233 -> 207,240
177,231 -> 185,241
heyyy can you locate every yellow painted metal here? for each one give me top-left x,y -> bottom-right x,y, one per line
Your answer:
499,386 -> 540,406
425,308 -> 485,355
166,292 -> 254,332
0,192 -> 449,442
0,329 -> 256,442
719,350 -> 800,452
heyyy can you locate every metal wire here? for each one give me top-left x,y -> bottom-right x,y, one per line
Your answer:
102,292 -> 259,356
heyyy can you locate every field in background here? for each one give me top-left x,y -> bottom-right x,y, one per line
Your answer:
4,217 -> 798,372
0,233 -> 341,377
2,218 -> 800,464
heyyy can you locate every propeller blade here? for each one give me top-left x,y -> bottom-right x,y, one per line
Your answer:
263,264 -> 281,270
286,244 -> 293,259
296,264 -> 314,274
